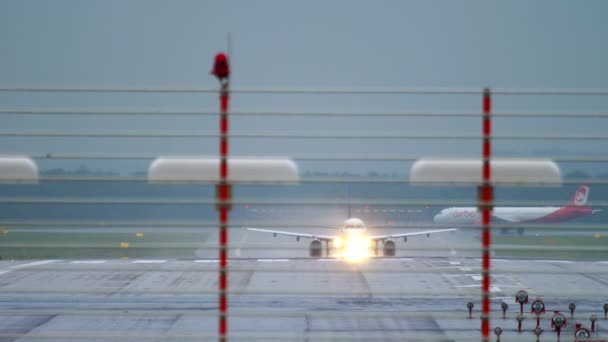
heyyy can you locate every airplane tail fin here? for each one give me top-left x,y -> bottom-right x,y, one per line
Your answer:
567,184 -> 590,207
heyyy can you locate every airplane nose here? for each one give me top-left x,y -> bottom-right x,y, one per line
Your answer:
433,213 -> 444,223
433,212 -> 448,223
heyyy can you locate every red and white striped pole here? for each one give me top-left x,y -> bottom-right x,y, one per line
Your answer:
212,52 -> 231,342
480,88 -> 493,341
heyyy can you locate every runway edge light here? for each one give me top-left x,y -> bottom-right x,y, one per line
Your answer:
0,157 -> 39,183
409,158 -> 561,186
147,157 -> 299,184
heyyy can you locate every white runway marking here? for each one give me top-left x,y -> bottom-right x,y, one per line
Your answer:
132,260 -> 167,264
536,259 -> 573,264
495,296 -> 517,304
11,260 -> 60,269
447,273 -> 510,278
70,260 -> 106,264
445,273 -> 478,278
492,259 -> 510,262
0,260 -> 59,277
436,266 -> 477,271
449,261 -> 461,265
194,259 -> 219,263
453,284 -> 513,292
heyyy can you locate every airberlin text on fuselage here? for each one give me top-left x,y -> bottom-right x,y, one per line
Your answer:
451,210 -> 478,218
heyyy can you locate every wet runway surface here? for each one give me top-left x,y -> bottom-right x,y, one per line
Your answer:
1,228 -> 607,341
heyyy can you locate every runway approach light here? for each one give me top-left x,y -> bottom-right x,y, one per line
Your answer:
551,311 -> 567,340
531,298 -> 545,328
574,323 -> 591,342
493,327 -> 502,341
501,302 -> 509,319
0,157 -> 39,183
409,159 -> 561,185
148,158 -> 299,184
533,327 -> 543,342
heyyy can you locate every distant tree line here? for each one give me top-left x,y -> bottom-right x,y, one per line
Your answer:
40,167 -> 605,180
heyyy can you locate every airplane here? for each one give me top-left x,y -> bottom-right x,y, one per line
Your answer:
433,184 -> 601,234
247,215 -> 456,260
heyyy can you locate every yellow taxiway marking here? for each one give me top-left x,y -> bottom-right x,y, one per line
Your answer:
135,232 -> 144,237
594,233 -> 601,239
119,242 -> 130,248
1,229 -> 8,235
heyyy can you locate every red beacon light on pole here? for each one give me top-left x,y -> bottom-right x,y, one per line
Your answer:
211,53 -> 230,85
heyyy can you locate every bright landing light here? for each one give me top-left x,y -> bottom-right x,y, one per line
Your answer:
340,236 -> 371,262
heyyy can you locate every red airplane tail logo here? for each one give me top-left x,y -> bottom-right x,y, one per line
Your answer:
568,185 -> 589,207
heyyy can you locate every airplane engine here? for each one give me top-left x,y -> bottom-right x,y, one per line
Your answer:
383,239 -> 396,257
310,239 -> 322,257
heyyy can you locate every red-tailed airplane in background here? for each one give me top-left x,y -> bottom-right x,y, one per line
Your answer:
433,185 -> 601,233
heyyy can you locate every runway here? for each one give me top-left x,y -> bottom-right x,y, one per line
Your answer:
0,226 -> 605,341
1,254 -> 607,341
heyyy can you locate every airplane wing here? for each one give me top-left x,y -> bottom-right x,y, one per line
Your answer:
246,228 -> 336,241
315,225 -> 342,230
368,228 -> 457,241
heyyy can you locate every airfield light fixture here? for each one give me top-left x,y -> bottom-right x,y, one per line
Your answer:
515,290 -> 529,314
516,313 -> 525,333
467,302 -> 474,319
493,326 -> 502,342
531,299 -> 545,314
574,323 -> 591,342
533,327 -> 543,342
604,303 -> 608,319
569,302 -> 576,318
501,302 -> 508,319
551,311 -> 567,340
590,313 -> 598,332
531,298 -> 545,328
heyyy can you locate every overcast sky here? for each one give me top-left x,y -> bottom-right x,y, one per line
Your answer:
1,1 -> 608,174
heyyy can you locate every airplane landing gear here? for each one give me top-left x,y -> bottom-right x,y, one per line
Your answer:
383,240 -> 396,257
310,239 -> 322,257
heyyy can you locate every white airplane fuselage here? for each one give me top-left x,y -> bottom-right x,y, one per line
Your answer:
335,217 -> 368,243
433,185 -> 596,225
433,206 -> 587,224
